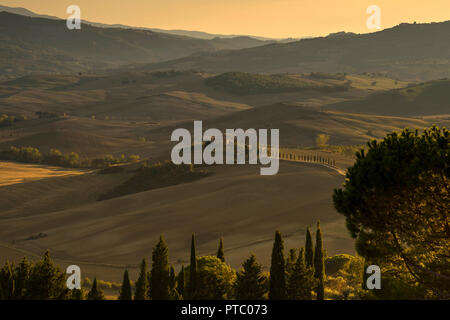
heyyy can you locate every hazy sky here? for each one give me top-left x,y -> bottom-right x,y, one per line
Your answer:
1,0 -> 449,38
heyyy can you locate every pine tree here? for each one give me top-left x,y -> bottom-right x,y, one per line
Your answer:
286,248 -> 315,300
305,227 -> 314,268
187,234 -> 197,299
26,251 -> 69,300
150,235 -> 170,300
235,254 -> 267,300
87,278 -> 105,300
216,238 -> 225,262
134,258 -> 149,300
119,270 -> 132,300
314,221 -> 325,300
269,230 -> 286,300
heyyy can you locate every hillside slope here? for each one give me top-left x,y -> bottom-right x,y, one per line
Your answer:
140,21 -> 450,82
326,79 -> 450,116
0,161 -> 353,281
0,12 -> 268,79
148,103 -> 450,147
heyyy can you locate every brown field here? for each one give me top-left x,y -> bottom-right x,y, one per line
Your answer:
0,161 -> 88,187
1,71 -> 447,287
0,160 -> 352,283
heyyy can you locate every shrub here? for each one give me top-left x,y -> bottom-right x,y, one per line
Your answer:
184,256 -> 236,300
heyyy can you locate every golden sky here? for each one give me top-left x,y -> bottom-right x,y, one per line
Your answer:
1,0 -> 449,38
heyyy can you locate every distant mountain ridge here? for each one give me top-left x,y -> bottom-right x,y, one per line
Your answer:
0,5 -> 283,41
0,11 -> 270,79
139,21 -> 450,82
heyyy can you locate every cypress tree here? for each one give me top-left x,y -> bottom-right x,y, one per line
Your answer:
134,258 -> 149,300
168,265 -> 178,299
317,277 -> 325,300
150,235 -> 170,300
87,278 -> 105,300
0,261 -> 15,300
285,249 -> 298,276
305,227 -> 314,268
187,234 -> 197,299
119,270 -> 132,300
176,265 -> 185,298
314,221 -> 325,300
269,230 -> 286,300
216,238 -> 225,262
235,254 -> 267,300
286,248 -> 314,300
14,257 -> 31,299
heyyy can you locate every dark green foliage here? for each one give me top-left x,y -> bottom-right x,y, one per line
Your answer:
0,145 -> 137,169
134,259 -> 149,300
150,236 -> 171,300
13,257 -> 32,299
0,261 -> 14,300
168,265 -> 178,299
317,277 -> 325,300
206,72 -> 349,95
216,238 -> 225,262
286,248 -> 315,300
269,230 -> 286,300
119,270 -> 132,300
305,227 -> 314,268
330,79 -> 450,116
70,289 -> 85,300
234,254 -> 267,300
1,146 -> 42,163
185,256 -> 236,300
314,222 -> 325,279
25,251 -> 69,300
0,253 -> 69,300
325,254 -> 356,276
176,265 -> 185,299
0,114 -> 27,128
314,222 -> 325,300
98,161 -> 210,201
87,278 -> 105,300
309,72 -> 346,80
285,249 -> 298,276
71,289 -> 85,300
187,234 -> 198,299
333,126 -> 449,298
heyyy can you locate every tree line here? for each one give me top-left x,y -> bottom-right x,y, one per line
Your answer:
0,146 -> 140,169
0,222 -> 346,300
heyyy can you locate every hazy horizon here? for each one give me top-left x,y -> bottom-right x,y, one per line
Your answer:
1,0 -> 449,38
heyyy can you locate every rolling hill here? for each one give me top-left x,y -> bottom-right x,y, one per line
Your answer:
0,12 -> 269,79
139,21 -> 450,82
0,161 -> 353,282
0,5 -> 278,41
326,78 -> 450,116
147,103 -> 450,148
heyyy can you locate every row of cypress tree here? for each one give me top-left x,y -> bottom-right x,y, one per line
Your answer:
0,222 -> 326,300
116,221 -> 325,300
269,222 -> 325,300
